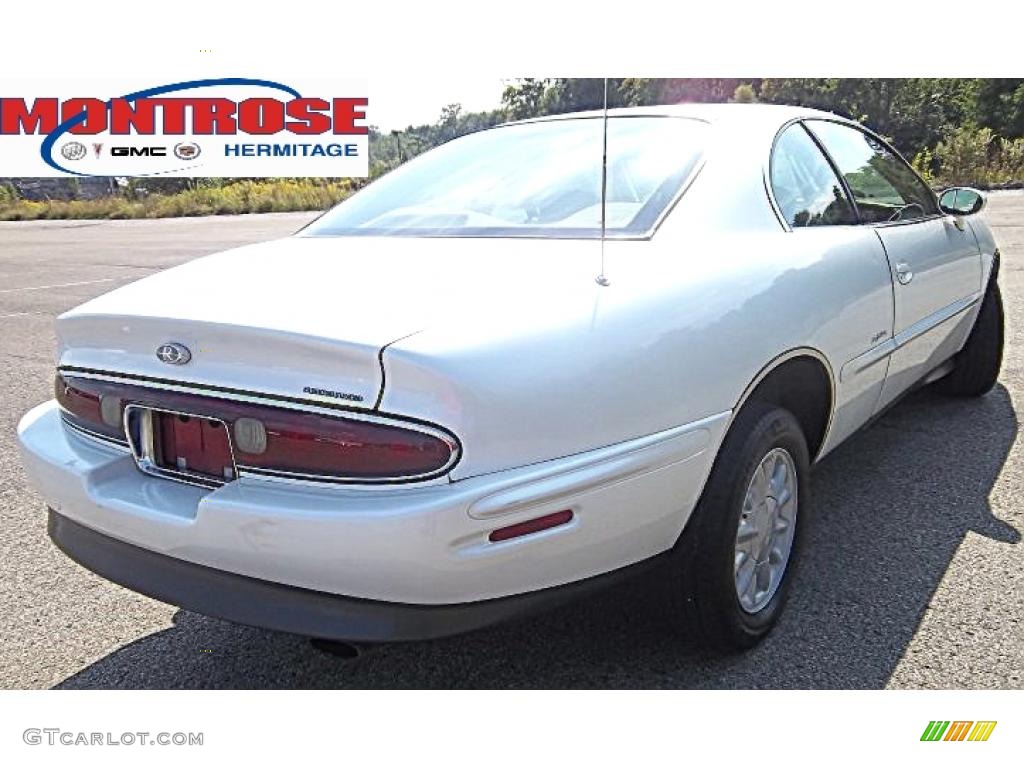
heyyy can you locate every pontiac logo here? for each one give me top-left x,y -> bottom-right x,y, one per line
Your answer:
156,343 -> 192,365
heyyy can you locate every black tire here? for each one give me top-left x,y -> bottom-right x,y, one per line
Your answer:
933,281 -> 1004,397
662,401 -> 810,651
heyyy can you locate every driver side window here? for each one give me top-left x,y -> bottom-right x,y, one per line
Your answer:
805,120 -> 938,225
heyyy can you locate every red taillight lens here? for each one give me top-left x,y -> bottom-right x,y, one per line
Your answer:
237,406 -> 454,480
55,373 -> 123,441
54,372 -> 457,482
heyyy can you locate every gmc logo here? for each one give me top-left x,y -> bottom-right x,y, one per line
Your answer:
111,146 -> 166,157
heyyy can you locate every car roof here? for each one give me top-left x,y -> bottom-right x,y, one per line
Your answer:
508,102 -> 844,129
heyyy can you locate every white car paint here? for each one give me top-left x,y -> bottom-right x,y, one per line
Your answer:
20,400 -> 727,602
18,103 -> 998,614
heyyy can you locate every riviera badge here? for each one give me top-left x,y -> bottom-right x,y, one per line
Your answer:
155,343 -> 192,365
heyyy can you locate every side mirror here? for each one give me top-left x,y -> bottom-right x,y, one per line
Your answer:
938,187 -> 986,217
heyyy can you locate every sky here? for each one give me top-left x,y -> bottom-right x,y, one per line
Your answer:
369,78 -> 508,132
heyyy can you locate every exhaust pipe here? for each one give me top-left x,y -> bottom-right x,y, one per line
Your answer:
309,637 -> 365,659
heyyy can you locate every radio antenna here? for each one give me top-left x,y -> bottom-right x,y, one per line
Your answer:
596,77 -> 610,287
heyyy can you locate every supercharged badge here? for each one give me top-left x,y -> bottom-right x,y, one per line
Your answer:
303,386 -> 364,403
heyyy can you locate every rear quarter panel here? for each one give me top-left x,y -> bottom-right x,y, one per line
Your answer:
382,226 -> 895,480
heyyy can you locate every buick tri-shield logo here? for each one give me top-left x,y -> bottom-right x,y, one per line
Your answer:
60,141 -> 86,161
156,343 -> 191,365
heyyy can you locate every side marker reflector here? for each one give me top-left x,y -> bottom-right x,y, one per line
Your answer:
489,509 -> 574,543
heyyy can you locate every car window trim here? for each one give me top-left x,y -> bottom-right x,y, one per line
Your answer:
766,117 -> 859,231
800,117 -> 942,228
795,121 -> 862,224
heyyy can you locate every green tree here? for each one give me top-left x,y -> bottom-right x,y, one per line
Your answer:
501,78 -> 770,116
973,79 -> 1024,139
501,78 -> 550,119
539,78 -> 625,113
731,83 -> 758,103
759,78 -> 975,156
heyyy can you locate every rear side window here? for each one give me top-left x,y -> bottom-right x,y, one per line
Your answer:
770,124 -> 856,228
805,120 -> 938,224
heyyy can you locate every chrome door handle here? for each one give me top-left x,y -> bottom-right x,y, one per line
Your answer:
895,263 -> 913,285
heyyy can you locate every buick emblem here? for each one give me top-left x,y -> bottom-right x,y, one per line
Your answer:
61,141 -> 87,161
156,342 -> 192,365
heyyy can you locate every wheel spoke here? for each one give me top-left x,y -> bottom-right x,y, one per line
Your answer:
776,486 -> 792,508
741,495 -> 757,520
736,517 -> 759,543
736,557 -> 756,600
750,463 -> 769,504
770,457 -> 787,495
755,560 -> 771,594
737,548 -> 753,573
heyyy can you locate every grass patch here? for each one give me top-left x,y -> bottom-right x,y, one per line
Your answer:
0,179 -> 355,221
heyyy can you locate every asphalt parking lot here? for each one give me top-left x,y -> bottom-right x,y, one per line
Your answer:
1,201 -> 1022,689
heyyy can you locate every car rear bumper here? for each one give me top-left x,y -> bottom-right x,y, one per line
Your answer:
19,399 -> 727,608
48,509 -> 662,641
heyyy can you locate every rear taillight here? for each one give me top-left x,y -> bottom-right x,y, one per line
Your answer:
236,404 -> 455,481
55,373 -> 124,441
54,372 -> 457,482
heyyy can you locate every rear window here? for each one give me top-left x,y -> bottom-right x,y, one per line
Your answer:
302,116 -> 706,239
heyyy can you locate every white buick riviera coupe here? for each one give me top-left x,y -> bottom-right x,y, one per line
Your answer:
18,104 -> 1003,650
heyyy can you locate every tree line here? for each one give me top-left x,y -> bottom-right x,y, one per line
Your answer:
374,78 -> 1024,187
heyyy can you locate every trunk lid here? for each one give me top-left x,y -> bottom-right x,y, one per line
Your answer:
57,235 -> 597,408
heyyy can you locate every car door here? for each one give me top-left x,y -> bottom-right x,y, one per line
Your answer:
805,119 -> 982,412
768,122 -> 895,452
